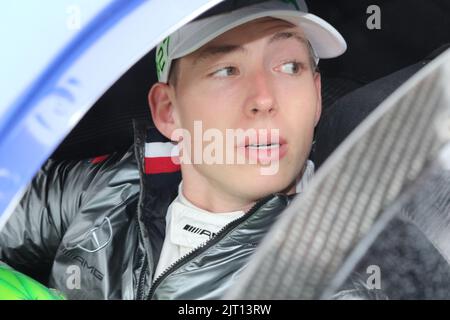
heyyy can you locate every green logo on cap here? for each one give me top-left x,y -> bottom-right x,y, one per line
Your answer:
156,36 -> 170,80
281,0 -> 300,11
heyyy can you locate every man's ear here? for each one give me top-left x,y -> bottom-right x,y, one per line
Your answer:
313,72 -> 322,126
148,83 -> 178,140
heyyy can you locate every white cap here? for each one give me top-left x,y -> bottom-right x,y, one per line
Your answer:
156,0 -> 347,83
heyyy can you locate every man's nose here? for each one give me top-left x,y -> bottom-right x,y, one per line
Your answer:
245,72 -> 277,118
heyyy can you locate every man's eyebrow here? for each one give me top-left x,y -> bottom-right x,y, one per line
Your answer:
268,31 -> 309,47
193,44 -> 246,65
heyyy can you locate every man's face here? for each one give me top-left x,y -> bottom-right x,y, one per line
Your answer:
155,17 -> 321,205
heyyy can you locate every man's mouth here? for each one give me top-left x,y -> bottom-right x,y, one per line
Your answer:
237,134 -> 287,148
246,143 -> 281,150
236,134 -> 288,164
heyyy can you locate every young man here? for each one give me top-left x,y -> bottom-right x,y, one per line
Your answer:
0,0 -> 346,299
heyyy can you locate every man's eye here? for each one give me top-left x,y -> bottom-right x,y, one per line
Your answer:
212,66 -> 239,77
279,61 -> 301,74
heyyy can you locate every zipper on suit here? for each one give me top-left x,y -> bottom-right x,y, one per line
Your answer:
147,194 -> 278,299
135,214 -> 154,300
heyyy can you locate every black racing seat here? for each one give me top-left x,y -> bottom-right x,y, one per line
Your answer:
312,62 -> 426,168
312,44 -> 450,168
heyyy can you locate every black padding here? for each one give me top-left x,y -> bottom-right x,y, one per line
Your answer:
309,0 -> 450,84
321,76 -> 363,110
312,61 -> 426,168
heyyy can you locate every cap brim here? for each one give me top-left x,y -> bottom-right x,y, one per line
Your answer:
172,9 -> 347,60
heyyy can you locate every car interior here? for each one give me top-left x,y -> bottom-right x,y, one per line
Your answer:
41,0 -> 450,299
